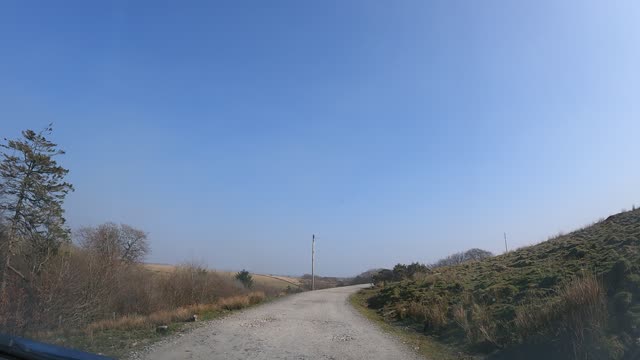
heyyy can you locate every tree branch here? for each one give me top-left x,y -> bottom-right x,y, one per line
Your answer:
8,264 -> 27,281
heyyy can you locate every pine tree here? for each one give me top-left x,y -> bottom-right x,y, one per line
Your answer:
235,269 -> 254,288
0,125 -> 73,296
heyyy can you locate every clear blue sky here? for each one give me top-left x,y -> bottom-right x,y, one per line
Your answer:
2,1 -> 639,276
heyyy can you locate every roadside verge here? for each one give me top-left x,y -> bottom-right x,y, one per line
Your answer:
349,287 -> 470,360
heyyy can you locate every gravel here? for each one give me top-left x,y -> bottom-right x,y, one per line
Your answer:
132,284 -> 422,360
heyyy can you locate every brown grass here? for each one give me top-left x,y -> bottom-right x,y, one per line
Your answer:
515,273 -> 607,357
219,295 -> 250,310
452,301 -> 497,345
144,264 -> 302,290
85,291 -> 266,333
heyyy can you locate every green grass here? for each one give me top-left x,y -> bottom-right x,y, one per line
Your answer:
350,287 -> 474,360
361,208 -> 640,359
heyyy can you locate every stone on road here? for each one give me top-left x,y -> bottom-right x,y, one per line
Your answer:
139,284 -> 421,360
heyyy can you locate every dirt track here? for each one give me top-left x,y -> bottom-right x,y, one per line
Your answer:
137,284 -> 421,360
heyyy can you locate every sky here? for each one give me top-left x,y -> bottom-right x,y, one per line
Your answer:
1,1 -> 639,277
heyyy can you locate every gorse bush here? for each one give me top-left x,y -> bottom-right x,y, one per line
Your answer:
372,262 -> 430,285
350,268 -> 384,285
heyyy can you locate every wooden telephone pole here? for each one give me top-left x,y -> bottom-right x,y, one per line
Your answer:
504,232 -> 508,253
311,234 -> 315,290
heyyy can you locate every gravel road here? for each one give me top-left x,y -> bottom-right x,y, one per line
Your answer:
137,284 -> 422,360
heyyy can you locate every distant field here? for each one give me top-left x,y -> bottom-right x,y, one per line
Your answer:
144,263 -> 302,290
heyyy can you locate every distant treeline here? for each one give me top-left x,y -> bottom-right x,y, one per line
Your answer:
349,248 -> 494,285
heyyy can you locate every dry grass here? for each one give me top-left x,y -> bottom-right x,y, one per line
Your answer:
144,264 -> 301,290
248,291 -> 266,305
144,263 -> 177,274
87,315 -> 149,333
85,291 -> 266,333
350,288 -> 465,360
219,295 -> 250,310
515,274 -> 607,358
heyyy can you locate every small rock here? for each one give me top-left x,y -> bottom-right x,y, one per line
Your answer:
331,334 -> 355,342
156,325 -> 169,333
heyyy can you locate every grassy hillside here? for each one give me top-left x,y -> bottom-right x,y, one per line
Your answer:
361,208 -> 640,360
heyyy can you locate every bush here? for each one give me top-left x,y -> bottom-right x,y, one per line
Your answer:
235,269 -> 254,289
350,269 -> 383,285
607,258 -> 632,288
613,292 -> 632,313
626,274 -> 640,296
158,263 -> 240,309
0,240 -> 276,338
432,249 -> 494,268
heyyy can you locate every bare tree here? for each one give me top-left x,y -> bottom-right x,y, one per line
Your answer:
76,223 -> 150,264
119,224 -> 149,264
432,248 -> 494,268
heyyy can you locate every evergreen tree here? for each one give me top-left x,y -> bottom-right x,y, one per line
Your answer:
235,269 -> 254,288
0,125 -> 73,296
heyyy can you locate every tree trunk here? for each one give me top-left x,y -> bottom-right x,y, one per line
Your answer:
0,174 -> 29,299
0,246 -> 11,297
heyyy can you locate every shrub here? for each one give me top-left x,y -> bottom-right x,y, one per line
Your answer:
432,249 -> 494,268
607,258 -> 632,288
157,263 -> 240,309
613,292 -> 632,313
235,269 -> 254,289
626,274 -> 640,296
350,269 -> 384,285
407,301 -> 427,321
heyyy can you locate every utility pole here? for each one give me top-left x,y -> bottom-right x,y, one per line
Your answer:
504,232 -> 508,253
311,234 -> 315,291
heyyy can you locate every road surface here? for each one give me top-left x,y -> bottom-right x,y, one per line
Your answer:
137,284 -> 422,360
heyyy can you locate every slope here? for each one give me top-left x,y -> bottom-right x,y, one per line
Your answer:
362,208 -> 640,359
